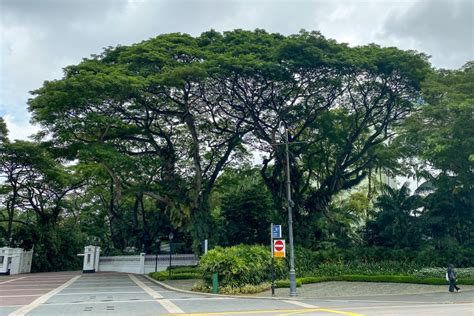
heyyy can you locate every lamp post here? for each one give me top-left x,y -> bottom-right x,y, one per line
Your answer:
154,239 -> 159,273
273,122 -> 299,297
168,232 -> 174,279
284,127 -> 297,297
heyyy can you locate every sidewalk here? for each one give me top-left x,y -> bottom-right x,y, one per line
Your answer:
161,278 -> 474,302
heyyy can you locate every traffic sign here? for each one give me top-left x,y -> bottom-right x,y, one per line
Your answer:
272,225 -> 282,239
273,239 -> 285,258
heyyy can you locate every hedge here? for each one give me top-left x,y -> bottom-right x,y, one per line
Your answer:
149,271 -> 201,281
274,275 -> 474,287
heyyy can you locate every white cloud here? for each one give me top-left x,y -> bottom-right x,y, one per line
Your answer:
3,114 -> 40,141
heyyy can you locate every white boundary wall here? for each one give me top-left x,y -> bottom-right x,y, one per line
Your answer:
94,252 -> 197,274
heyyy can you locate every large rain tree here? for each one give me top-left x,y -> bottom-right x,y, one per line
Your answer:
28,30 -> 430,249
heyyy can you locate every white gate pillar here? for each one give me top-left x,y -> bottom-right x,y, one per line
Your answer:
0,247 -> 32,275
139,253 -> 145,274
82,245 -> 101,273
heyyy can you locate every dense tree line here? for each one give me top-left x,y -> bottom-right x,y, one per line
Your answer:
0,30 -> 472,271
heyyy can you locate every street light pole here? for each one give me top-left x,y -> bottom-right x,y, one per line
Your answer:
168,232 -> 174,279
283,127 -> 297,297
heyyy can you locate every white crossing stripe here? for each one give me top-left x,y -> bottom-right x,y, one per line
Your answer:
55,291 -> 145,296
0,277 -> 26,285
0,295 -> 42,298
282,300 -> 319,308
128,274 -> 184,314
9,275 -> 81,316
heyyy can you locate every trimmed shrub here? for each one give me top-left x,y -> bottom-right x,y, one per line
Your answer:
293,275 -> 474,286
275,279 -> 302,288
198,244 -> 285,288
166,266 -> 200,273
149,271 -> 201,281
219,283 -> 272,294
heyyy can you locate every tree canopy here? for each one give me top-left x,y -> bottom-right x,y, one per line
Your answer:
2,29 -> 472,270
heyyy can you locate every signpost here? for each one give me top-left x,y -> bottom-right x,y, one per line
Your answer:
270,224 -> 285,296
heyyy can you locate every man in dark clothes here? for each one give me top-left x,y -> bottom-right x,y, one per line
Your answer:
447,264 -> 461,293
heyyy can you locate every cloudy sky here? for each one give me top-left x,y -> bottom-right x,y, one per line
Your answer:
1,0 -> 473,141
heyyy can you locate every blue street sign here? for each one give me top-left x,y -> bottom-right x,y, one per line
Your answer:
272,225 -> 282,239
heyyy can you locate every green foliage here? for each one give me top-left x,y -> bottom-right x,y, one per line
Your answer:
31,219 -> 86,272
365,183 -> 423,249
25,29 -> 431,256
393,63 -> 474,250
275,279 -> 302,288
149,271 -> 200,281
166,266 -> 200,273
211,167 -> 276,246
275,275 -> 474,287
191,280 -> 211,293
219,283 -> 271,295
4,29 -> 469,272
413,267 -> 474,279
0,117 -> 8,144
198,245 -> 285,288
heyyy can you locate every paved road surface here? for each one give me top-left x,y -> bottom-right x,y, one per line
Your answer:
1,272 -> 472,315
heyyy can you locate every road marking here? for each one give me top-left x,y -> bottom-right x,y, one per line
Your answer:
60,285 -> 143,290
0,295 -> 42,298
282,300 -> 318,308
0,277 -> 26,285
41,299 -> 158,306
163,308 -> 363,315
8,275 -> 80,316
55,291 -> 145,296
128,274 -> 184,314
338,302 -> 474,311
1,283 -> 76,287
314,308 -> 363,316
0,288 -> 56,291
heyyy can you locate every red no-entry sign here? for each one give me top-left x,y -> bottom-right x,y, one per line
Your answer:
273,239 -> 286,258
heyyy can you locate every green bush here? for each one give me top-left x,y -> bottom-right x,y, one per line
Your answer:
299,276 -> 331,284
198,244 -> 285,288
149,271 -> 201,281
275,279 -> 302,288
293,275 -> 474,286
166,266 -> 200,273
294,245 -> 474,271
191,280 -> 211,293
219,283 -> 271,294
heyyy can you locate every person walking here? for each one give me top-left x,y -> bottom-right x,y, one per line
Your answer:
447,264 -> 461,293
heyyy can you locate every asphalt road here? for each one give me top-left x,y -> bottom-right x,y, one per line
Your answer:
0,272 -> 472,316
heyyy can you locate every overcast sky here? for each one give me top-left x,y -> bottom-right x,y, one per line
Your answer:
1,0 -> 473,141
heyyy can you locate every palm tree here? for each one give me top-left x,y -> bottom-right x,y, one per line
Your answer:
366,183 -> 422,248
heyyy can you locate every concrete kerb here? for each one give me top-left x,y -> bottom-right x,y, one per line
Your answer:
143,275 -> 304,302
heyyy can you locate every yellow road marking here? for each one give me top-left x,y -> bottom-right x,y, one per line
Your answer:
317,308 -> 363,316
164,308 -> 364,316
